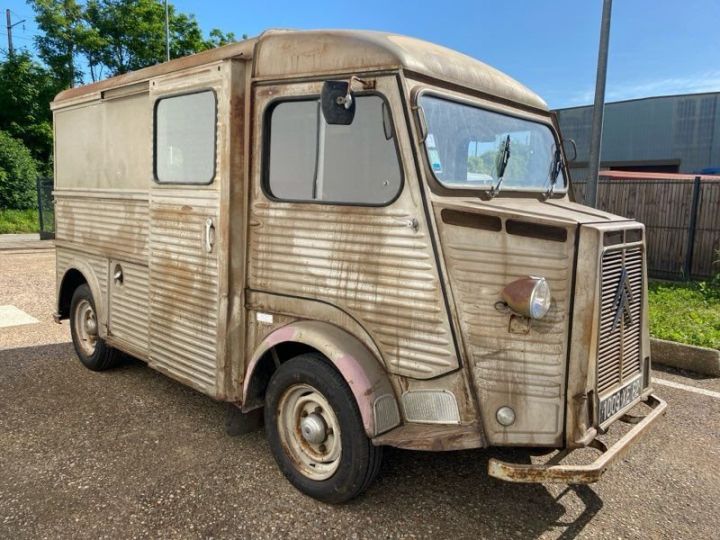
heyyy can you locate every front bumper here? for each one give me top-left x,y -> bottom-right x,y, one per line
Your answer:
488,394 -> 667,484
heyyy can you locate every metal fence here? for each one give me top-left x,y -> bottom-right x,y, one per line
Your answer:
36,176 -> 54,240
573,171 -> 720,280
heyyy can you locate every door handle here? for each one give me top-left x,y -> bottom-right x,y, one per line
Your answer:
113,264 -> 124,285
204,218 -> 215,253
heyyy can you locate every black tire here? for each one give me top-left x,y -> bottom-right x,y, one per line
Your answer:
69,284 -> 120,371
264,353 -> 383,503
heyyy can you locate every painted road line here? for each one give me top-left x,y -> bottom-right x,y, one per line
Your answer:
0,305 -> 39,328
653,377 -> 720,400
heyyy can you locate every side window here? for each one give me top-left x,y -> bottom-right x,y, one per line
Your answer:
154,90 -> 216,184
266,95 -> 402,205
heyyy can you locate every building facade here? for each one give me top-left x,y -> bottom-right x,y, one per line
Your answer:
555,92 -> 720,180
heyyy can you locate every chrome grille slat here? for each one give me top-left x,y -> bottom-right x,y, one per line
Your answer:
597,243 -> 644,395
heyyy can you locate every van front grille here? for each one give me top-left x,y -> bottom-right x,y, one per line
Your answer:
597,244 -> 644,395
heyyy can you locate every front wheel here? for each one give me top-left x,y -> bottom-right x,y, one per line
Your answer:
264,354 -> 383,503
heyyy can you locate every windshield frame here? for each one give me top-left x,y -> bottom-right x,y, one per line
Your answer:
415,88 -> 569,196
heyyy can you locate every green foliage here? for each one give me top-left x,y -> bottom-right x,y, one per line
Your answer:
708,249 -> 720,298
28,0 -> 239,82
0,209 -> 40,233
648,280 -> 720,349
29,0 -> 87,87
206,28 -> 239,48
0,131 -> 40,210
0,51 -> 59,169
467,151 -> 495,176
467,143 -> 532,180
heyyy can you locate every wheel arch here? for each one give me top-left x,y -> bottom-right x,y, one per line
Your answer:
57,261 -> 106,337
242,321 -> 401,437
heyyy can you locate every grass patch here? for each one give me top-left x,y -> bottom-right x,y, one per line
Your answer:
0,208 -> 39,234
648,280 -> 720,349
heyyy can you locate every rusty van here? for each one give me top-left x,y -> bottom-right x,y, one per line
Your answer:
52,29 -> 666,503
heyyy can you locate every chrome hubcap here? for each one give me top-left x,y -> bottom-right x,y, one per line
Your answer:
277,384 -> 341,481
300,413 -> 328,445
74,299 -> 98,356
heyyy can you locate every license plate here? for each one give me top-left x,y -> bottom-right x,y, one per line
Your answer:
598,376 -> 643,424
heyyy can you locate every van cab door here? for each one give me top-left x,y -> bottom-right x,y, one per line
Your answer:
246,76 -> 460,381
147,69 -> 228,397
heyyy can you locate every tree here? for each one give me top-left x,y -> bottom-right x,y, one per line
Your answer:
3,0 -> 238,179
0,131 -> 39,210
29,0 -> 238,83
29,0 -> 88,88
205,28 -> 239,49
0,51 -> 59,169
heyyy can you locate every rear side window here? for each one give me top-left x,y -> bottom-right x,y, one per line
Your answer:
266,95 -> 402,205
154,90 -> 216,184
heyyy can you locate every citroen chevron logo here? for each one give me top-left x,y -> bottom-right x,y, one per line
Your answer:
611,266 -> 634,333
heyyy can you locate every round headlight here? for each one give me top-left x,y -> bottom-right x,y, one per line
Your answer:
501,276 -> 552,320
529,278 -> 552,319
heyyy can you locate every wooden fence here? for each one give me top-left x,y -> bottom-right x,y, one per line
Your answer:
573,171 -> 720,280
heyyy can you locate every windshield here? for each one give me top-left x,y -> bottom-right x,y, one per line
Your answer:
419,95 -> 565,192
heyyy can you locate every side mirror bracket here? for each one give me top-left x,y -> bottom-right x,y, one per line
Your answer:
321,76 -> 374,125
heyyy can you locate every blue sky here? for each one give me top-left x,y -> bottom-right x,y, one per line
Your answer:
3,0 -> 719,108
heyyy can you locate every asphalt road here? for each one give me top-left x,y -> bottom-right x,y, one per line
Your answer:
1,251 -> 719,539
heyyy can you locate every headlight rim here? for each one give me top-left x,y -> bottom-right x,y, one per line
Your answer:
501,276 -> 552,320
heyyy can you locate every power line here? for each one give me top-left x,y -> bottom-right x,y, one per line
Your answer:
10,9 -> 33,19
0,31 -> 35,40
0,31 -> 34,42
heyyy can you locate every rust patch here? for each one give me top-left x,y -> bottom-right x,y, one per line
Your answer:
373,422 -> 485,451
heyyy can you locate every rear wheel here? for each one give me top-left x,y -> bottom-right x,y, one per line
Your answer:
69,284 -> 120,371
264,353 -> 382,503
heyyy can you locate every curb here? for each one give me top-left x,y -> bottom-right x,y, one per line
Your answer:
0,243 -> 55,253
651,338 -> 720,377
0,234 -> 54,253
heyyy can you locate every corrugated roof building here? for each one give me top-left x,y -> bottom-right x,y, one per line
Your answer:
555,92 -> 720,180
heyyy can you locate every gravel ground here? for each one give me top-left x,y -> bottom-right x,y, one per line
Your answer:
1,251 -> 719,539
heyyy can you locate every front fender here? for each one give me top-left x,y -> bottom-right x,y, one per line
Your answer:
244,321 -> 401,437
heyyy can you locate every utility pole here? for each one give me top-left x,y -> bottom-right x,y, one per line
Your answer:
586,0 -> 613,208
5,9 -> 26,57
164,0 -> 170,62
5,10 -> 11,55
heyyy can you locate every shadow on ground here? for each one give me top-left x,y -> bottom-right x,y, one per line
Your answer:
653,362 -> 718,381
0,342 -> 602,539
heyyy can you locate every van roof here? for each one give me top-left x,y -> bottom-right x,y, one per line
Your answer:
54,29 -> 547,111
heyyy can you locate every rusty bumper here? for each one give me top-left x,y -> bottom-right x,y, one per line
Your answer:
488,394 -> 667,484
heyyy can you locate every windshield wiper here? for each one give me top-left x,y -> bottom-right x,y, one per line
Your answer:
489,135 -> 511,198
543,147 -> 563,200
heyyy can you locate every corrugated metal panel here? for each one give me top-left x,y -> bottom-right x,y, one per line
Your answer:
56,246 -> 109,300
248,201 -> 457,379
436,209 -> 572,444
597,245 -> 644,394
109,260 -> 149,355
55,194 -> 149,261
148,191 -> 219,394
